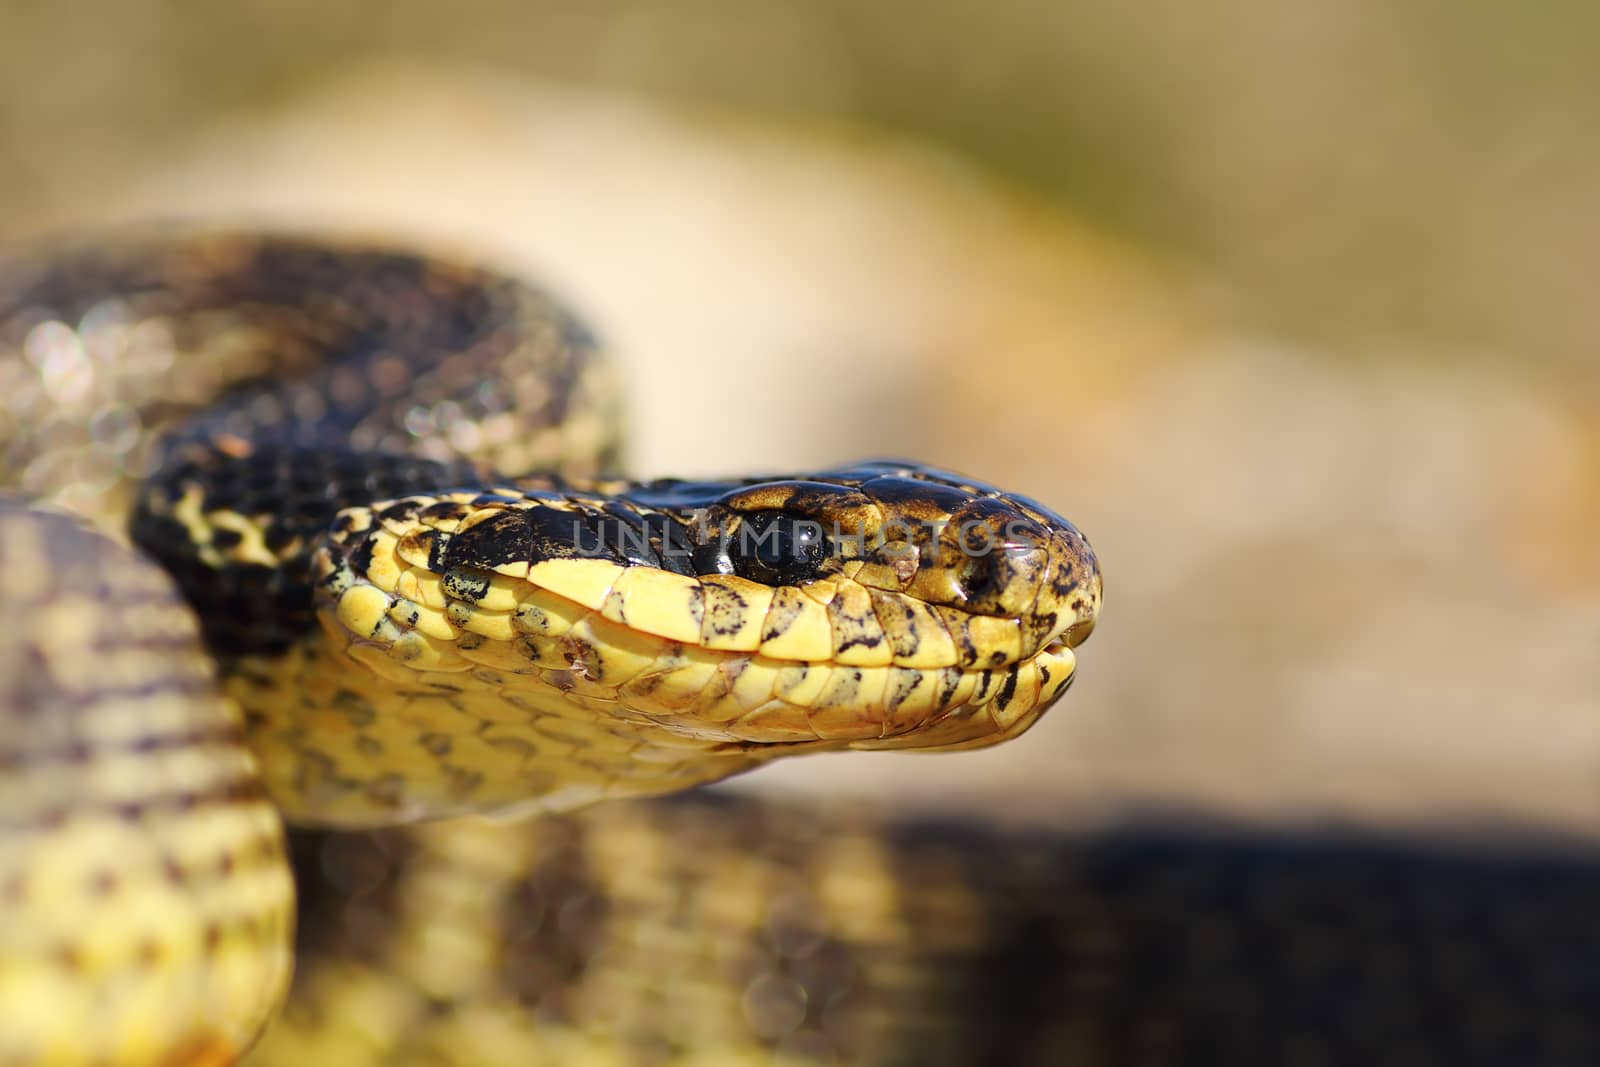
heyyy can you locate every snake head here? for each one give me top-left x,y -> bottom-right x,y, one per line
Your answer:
298,460 -> 1100,818
675,460 -> 1102,750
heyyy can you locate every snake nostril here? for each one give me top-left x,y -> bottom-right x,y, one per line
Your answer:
956,553 -> 1002,603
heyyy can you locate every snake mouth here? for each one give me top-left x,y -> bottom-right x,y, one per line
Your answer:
840,634 -> 1078,754
314,540 -> 1085,747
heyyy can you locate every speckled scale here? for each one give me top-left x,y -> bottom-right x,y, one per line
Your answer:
131,449 -> 486,656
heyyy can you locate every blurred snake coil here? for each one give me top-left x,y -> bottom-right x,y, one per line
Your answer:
0,230 -> 1595,1067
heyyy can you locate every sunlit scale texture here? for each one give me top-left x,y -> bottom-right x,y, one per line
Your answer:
0,504 -> 294,1067
234,463 -> 1101,826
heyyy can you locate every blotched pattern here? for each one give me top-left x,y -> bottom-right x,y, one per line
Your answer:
0,504 -> 293,1066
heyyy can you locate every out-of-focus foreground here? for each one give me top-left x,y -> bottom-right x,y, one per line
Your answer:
2,6 -> 1595,830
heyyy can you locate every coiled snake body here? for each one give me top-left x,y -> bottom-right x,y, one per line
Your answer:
0,230 -> 1100,1065
2,231 -> 1595,1067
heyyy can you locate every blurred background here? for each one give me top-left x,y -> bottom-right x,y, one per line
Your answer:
2,0 -> 1597,832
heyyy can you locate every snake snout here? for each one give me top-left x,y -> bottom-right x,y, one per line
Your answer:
941,487 -> 1102,666
1049,517 -> 1101,636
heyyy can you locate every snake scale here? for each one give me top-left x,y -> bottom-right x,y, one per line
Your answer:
0,229 -> 1595,1067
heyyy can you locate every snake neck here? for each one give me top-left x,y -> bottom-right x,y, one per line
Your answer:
226,634 -> 764,828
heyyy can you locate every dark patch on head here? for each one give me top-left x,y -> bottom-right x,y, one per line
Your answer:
521,504 -> 626,565
642,510 -> 700,577
692,541 -> 735,577
445,510 -> 535,571
859,475 -> 975,517
582,510 -> 663,569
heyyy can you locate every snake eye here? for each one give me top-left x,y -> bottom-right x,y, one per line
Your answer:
727,510 -> 830,586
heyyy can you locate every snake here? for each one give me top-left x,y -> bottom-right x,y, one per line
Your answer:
3,230 -> 1596,1067
0,228 -> 1100,1065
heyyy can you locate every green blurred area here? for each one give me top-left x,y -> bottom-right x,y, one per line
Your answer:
2,0 -> 1597,371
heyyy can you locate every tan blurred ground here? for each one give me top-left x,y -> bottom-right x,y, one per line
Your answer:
4,43 -> 1598,833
